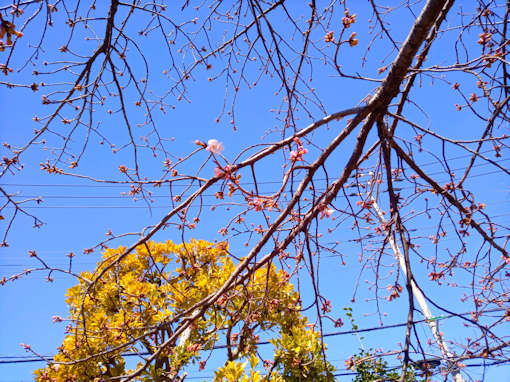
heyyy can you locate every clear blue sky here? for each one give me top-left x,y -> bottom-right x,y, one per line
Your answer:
1,1 -> 509,380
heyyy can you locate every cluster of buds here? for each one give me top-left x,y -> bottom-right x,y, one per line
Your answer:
477,32 -> 493,47
0,16 -> 23,52
428,271 -> 445,281
342,9 -> 356,28
348,32 -> 358,47
386,284 -> 403,301
214,164 -> 234,179
40,161 -> 64,175
321,299 -> 332,313
249,197 -> 277,212
345,356 -> 355,370
324,31 -> 335,43
289,137 -> 308,161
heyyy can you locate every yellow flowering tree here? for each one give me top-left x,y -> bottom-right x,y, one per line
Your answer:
34,240 -> 335,381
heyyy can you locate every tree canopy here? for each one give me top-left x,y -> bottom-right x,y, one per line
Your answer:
34,240 -> 335,381
0,0 -> 509,381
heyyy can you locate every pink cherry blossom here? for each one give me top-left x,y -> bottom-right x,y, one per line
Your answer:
289,144 -> 308,161
252,198 -> 264,211
206,139 -> 224,154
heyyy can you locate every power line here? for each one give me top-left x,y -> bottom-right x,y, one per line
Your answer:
8,190 -> 510,202
0,309 -> 505,364
0,155 -> 507,190
1,356 -> 508,381
1,360 -> 509,381
173,360 -> 510,380
1,210 -> 508,266
3,185 -> 509,210
2,166 -> 507,210
331,359 -> 510,377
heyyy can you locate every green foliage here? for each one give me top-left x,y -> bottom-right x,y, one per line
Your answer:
348,350 -> 421,382
343,308 -> 421,382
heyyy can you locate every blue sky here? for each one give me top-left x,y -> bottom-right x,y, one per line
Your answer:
1,1 -> 509,380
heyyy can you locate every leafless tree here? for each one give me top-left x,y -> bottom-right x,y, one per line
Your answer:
1,0 -> 509,380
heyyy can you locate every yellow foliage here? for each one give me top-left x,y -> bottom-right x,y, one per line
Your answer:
34,240 -> 334,381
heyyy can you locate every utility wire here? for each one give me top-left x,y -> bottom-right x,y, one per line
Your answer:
1,211 -> 509,267
1,360 -> 509,381
2,168 -> 507,210
4,187 -> 509,209
0,308 -> 506,364
330,359 -> 510,377
0,155 -> 507,191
